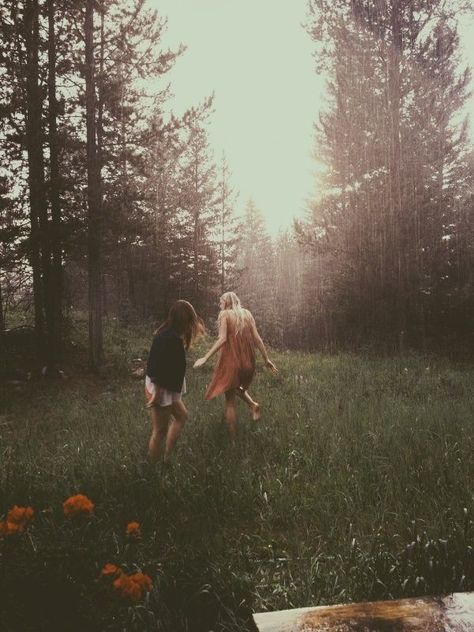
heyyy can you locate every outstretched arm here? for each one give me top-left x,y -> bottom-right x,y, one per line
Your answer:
193,313 -> 228,368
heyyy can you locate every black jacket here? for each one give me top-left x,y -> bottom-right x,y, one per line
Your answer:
146,327 -> 186,392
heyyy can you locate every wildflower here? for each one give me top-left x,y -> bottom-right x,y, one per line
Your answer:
113,571 -> 153,602
126,521 -> 141,538
129,572 -> 153,593
0,520 -> 24,536
100,563 -> 122,578
113,574 -> 142,602
63,494 -> 94,518
0,505 -> 34,537
7,506 -> 34,525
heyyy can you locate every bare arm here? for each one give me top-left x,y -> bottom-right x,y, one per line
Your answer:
249,312 -> 278,373
252,323 -> 269,362
193,313 -> 228,368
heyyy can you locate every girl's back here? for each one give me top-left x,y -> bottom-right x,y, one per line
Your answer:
204,309 -> 256,400
221,309 -> 255,370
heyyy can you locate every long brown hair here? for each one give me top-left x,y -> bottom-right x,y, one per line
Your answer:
155,300 -> 205,349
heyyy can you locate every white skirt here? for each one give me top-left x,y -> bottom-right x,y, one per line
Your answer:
145,375 -> 186,407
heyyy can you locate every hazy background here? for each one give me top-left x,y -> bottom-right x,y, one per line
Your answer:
154,0 -> 474,234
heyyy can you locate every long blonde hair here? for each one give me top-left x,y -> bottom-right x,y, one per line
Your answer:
220,291 -> 249,334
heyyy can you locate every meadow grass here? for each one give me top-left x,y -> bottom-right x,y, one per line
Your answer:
1,321 -> 473,631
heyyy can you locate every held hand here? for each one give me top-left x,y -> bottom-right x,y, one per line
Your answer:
193,357 -> 207,369
265,359 -> 278,374
145,386 -> 160,409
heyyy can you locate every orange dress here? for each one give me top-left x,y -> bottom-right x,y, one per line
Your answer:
205,310 -> 256,400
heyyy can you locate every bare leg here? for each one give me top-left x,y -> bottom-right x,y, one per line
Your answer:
236,387 -> 261,421
224,389 -> 237,442
164,400 -> 188,460
148,406 -> 171,462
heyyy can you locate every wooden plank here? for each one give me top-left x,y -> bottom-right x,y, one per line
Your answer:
253,592 -> 474,632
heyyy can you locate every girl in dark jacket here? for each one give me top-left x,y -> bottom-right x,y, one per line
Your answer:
145,300 -> 204,462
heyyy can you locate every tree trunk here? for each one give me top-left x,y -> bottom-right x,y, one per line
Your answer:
388,0 -> 406,350
193,212 -> 199,304
85,0 -> 103,370
220,199 -> 225,295
193,156 -> 200,306
220,161 -> 226,294
48,0 -> 62,364
0,278 -> 4,374
24,0 -> 54,366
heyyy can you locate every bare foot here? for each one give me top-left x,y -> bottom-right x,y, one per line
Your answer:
252,403 -> 261,421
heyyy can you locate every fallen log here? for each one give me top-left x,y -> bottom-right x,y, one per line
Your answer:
253,592 -> 474,632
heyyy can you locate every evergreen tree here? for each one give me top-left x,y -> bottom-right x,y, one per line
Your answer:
215,153 -> 239,295
299,0 -> 473,349
236,199 -> 277,340
176,115 -> 219,316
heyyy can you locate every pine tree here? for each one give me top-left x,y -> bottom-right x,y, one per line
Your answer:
273,231 -> 304,347
236,199 -> 277,340
301,0 -> 473,349
1,0 -> 76,368
177,116 -> 219,316
215,153 -> 239,295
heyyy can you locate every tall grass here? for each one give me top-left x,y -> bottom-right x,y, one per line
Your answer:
1,322 -> 473,631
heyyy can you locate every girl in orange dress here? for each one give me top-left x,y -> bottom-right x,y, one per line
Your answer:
193,292 -> 277,440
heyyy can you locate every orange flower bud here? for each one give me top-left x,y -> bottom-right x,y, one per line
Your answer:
112,571 -> 153,602
0,505 -> 34,537
130,572 -> 153,593
100,563 -> 122,578
113,574 -> 141,602
7,506 -> 34,525
0,520 -> 25,537
126,521 -> 141,538
63,494 -> 94,518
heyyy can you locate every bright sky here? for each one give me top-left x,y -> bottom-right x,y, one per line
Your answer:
150,0 -> 474,235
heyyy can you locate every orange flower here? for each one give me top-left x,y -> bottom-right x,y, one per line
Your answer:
0,520 -> 24,537
112,571 -> 153,602
100,563 -> 122,578
129,572 -> 153,593
126,521 -> 141,538
63,494 -> 94,518
0,505 -> 34,537
113,574 -> 142,602
7,506 -> 34,525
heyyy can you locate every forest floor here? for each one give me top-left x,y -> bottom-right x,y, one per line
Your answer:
1,318 -> 474,631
